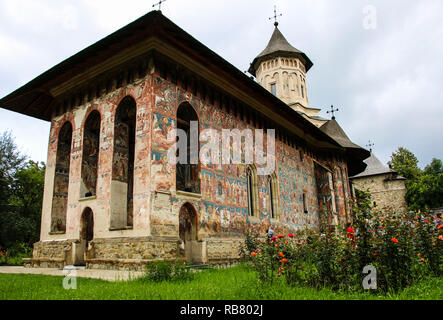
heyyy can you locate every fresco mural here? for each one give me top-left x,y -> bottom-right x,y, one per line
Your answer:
81,111 -> 101,197
150,75 -> 349,237
112,96 -> 136,227
50,122 -> 72,233
314,162 -> 335,228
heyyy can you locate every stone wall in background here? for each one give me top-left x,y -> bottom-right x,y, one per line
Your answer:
352,175 -> 408,214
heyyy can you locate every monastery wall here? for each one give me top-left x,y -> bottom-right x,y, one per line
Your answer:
26,70 -> 352,269
352,175 -> 408,214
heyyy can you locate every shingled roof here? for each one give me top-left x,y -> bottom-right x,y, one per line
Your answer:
320,119 -> 362,150
320,119 -> 370,176
0,10 -> 370,176
248,25 -> 313,76
350,152 -> 406,179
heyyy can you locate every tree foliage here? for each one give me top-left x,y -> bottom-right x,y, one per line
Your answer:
0,131 -> 27,205
388,147 -> 422,181
406,172 -> 443,212
389,147 -> 443,211
0,132 -> 45,250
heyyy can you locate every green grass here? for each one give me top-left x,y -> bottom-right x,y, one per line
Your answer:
0,265 -> 441,300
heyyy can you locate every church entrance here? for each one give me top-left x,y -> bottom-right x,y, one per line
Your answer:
179,203 -> 205,263
74,208 -> 94,266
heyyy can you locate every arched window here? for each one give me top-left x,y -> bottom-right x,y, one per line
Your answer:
176,102 -> 200,194
50,122 -> 72,233
247,165 -> 258,217
268,173 -> 279,220
81,110 -> 101,198
110,96 -> 136,229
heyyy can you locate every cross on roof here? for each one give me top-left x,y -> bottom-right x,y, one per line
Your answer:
326,105 -> 339,120
366,140 -> 375,152
269,5 -> 283,27
152,0 -> 167,11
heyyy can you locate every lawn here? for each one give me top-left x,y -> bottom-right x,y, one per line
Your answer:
0,265 -> 441,300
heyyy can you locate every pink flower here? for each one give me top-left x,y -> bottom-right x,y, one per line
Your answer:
288,233 -> 294,238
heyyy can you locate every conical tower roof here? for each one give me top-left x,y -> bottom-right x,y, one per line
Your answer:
249,25 -> 313,76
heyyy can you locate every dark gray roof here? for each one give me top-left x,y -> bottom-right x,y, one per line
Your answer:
350,152 -> 406,179
319,119 -> 370,176
248,26 -> 313,76
320,119 -> 363,150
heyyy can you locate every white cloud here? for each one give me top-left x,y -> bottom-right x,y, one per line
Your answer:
0,0 -> 442,166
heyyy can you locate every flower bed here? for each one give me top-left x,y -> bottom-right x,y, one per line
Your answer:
243,191 -> 442,293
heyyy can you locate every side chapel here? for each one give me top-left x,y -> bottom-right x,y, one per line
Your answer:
0,11 -> 369,269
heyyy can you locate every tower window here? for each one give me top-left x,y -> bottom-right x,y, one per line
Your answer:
271,83 -> 276,96
301,85 -> 305,98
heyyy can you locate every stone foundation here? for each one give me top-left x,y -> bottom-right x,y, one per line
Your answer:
23,240 -> 75,269
24,237 -> 244,271
207,238 -> 243,264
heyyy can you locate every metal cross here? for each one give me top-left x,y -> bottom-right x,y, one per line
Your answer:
326,105 -> 339,120
366,140 -> 375,152
152,0 -> 167,11
269,5 -> 283,27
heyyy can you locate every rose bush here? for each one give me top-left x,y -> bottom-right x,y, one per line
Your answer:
243,190 -> 442,293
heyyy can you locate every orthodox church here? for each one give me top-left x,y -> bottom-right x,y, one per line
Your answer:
0,11 -> 369,269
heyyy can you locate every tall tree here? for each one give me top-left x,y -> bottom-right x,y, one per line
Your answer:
424,158 -> 443,176
0,131 -> 26,205
0,132 -> 46,249
406,172 -> 443,211
1,161 -> 46,247
388,147 -> 422,181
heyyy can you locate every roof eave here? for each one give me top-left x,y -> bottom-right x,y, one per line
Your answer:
248,51 -> 313,76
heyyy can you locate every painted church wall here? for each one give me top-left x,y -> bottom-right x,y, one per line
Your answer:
40,69 -> 351,246
41,74 -> 153,242
151,74 -> 351,240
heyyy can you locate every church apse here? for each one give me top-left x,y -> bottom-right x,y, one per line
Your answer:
50,121 -> 72,233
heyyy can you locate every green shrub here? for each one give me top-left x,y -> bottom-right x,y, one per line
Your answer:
239,228 -> 261,262
0,242 -> 32,266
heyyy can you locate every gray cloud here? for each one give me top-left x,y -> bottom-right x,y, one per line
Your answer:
0,0 -> 442,168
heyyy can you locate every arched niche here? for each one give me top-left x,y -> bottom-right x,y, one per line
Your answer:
110,96 -> 136,229
80,110 -> 101,198
176,102 -> 200,194
50,121 -> 72,233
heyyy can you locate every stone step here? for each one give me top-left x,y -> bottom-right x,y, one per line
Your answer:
186,264 -> 211,270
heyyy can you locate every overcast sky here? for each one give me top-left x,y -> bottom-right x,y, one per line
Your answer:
0,0 -> 442,168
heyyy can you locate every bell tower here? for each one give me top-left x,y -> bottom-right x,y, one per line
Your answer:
249,16 -> 327,127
